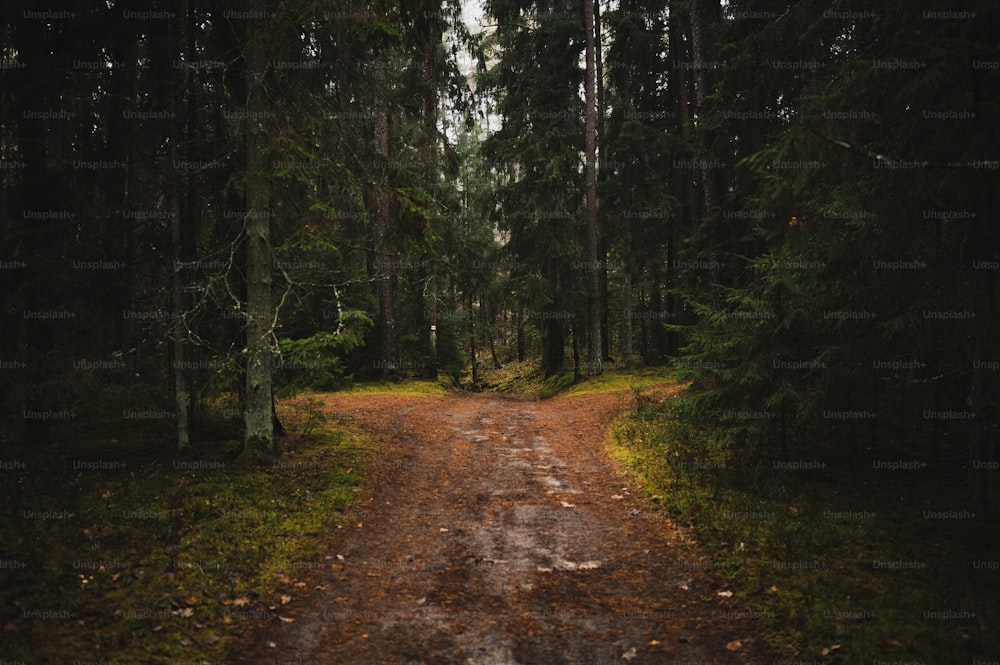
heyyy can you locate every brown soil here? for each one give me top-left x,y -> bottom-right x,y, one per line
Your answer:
232,388 -> 767,664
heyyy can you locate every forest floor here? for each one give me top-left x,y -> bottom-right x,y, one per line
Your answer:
232,387 -> 767,664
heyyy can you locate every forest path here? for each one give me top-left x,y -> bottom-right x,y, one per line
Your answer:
233,388 -> 765,664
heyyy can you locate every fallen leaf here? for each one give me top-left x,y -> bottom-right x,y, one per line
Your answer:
717,590 -> 733,598
612,494 -> 624,500
416,597 -> 427,606
278,615 -> 294,623
560,501 -> 575,508
726,639 -> 742,651
280,594 -> 292,605
622,646 -> 637,660
649,639 -> 661,645
886,639 -> 903,647
821,644 -> 841,656
232,596 -> 252,607
440,528 -> 449,532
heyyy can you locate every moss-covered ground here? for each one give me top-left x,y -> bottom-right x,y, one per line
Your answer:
1,396 -> 373,662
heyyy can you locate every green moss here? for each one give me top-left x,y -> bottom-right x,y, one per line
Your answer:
556,366 -> 677,398
342,379 -> 451,397
474,359 -> 547,394
0,398 -> 375,662
607,393 -> 1000,663
474,360 -> 676,399
538,373 -> 575,398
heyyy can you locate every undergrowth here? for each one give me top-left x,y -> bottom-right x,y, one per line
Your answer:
341,379 -> 451,397
473,358 -> 675,399
608,389 -> 1000,664
1,396 -> 374,662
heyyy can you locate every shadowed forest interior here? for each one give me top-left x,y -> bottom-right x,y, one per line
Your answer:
1,1 -> 998,663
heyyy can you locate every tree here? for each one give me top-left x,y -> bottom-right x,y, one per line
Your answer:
584,0 -> 602,375
667,0 -> 1000,508
242,5 -> 277,455
480,0 -> 586,378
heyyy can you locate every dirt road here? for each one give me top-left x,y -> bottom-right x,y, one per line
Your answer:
233,389 -> 764,664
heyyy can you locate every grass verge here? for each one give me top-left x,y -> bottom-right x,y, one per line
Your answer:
474,359 -> 675,399
556,365 -> 676,399
607,388 -> 1000,664
1,396 -> 374,662
341,378 -> 451,397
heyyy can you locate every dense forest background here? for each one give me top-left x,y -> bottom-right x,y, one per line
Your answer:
2,0 -> 1000,661
2,0 -> 997,503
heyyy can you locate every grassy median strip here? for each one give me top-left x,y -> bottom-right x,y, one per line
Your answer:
607,390 -> 1000,664
1,397 -> 373,662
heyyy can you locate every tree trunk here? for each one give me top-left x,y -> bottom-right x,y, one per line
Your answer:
671,4 -> 700,345
584,0 -> 602,376
689,0 -> 723,310
109,10 -> 138,351
516,303 -> 526,362
572,322 -> 581,382
648,270 -> 664,361
374,59 -> 396,375
540,257 -> 565,377
638,287 -> 647,361
623,254 -> 633,366
429,269 -> 439,376
671,9 -> 700,229
13,18 -> 53,365
422,3 -> 439,379
169,146 -> 190,453
488,323 -> 502,370
595,0 -> 610,364
243,13 -> 275,455
666,224 -> 678,356
468,292 -> 478,387
0,64 -> 9,369
168,7 -> 190,454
